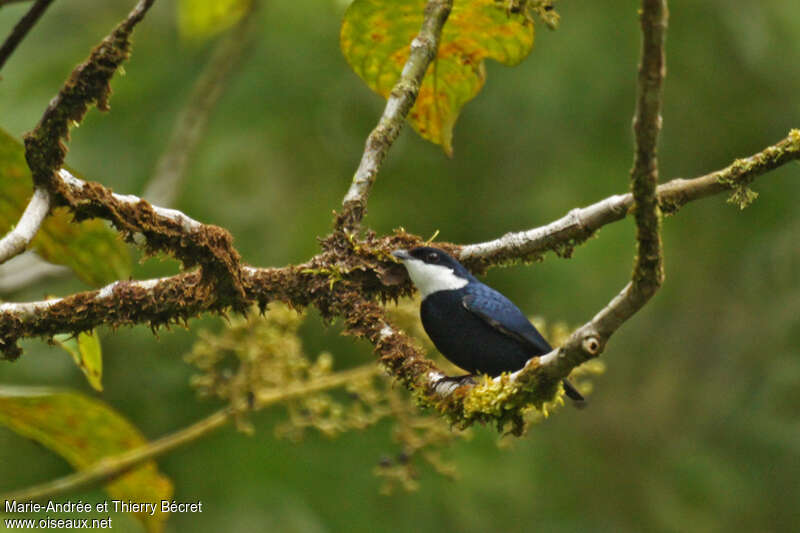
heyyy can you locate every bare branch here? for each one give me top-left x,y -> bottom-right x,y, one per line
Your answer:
0,0 -> 54,72
0,365 -> 379,502
0,187 -> 50,264
143,9 -> 257,206
628,0 -> 668,287
338,0 -> 453,230
460,129 -> 800,271
51,168 -> 247,303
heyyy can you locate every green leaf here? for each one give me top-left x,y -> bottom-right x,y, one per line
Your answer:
0,128 -> 131,287
177,0 -> 252,40
54,331 -> 104,392
0,387 -> 173,533
341,0 -> 537,156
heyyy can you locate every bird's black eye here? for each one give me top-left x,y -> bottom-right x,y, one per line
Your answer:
427,252 -> 439,263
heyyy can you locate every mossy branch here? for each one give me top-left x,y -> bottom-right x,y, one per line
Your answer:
23,0 -> 155,190
2,130 -> 797,367
2,0 -> 798,432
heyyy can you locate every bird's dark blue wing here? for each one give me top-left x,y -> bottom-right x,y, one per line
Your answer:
461,284 -> 586,402
461,283 -> 552,357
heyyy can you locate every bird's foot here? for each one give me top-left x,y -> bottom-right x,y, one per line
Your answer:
431,374 -> 476,395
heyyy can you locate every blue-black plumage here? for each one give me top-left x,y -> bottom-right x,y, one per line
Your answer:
392,246 -> 584,402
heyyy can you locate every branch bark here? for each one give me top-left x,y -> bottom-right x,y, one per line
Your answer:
338,0 -> 453,230
0,187 -> 49,264
23,0 -> 155,193
459,129 -> 800,270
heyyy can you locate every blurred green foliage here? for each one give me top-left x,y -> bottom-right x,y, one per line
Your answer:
0,0 -> 799,531
0,387 -> 172,531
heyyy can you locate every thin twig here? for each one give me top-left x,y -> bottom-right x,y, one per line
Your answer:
143,8 -> 257,206
0,187 -> 50,264
0,365 -> 379,502
0,0 -> 53,72
338,0 -> 453,230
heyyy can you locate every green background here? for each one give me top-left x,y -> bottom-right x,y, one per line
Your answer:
1,0 -> 799,531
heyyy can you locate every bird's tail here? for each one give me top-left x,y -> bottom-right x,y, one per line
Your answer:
562,379 -> 587,407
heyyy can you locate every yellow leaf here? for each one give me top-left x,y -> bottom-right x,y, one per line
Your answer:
341,0 -> 539,155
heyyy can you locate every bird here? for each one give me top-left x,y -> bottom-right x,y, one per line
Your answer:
392,246 -> 584,402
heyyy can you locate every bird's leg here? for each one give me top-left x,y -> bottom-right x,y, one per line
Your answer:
431,373 -> 476,395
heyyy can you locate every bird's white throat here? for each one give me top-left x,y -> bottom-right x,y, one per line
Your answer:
399,258 -> 468,298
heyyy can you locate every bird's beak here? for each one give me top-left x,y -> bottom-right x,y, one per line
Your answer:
392,249 -> 412,261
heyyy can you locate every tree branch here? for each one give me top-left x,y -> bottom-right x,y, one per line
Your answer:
23,0 -> 155,192
338,0 -> 453,230
1,129 -> 797,360
400,0 -> 671,429
459,132 -> 799,271
0,187 -> 50,264
14,0 -> 249,311
0,365 -> 379,502
0,0 -> 53,72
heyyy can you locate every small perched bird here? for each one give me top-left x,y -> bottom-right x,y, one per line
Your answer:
392,246 -> 584,402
